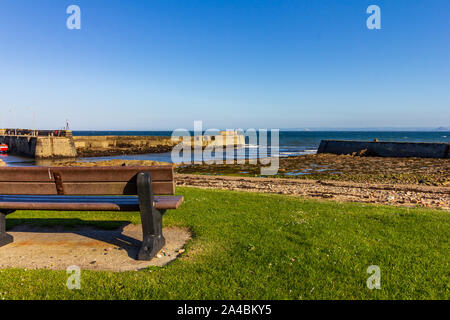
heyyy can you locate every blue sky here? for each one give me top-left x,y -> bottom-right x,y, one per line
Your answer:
0,0 -> 448,130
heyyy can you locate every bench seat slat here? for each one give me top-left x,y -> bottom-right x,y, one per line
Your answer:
0,166 -> 174,182
0,181 -> 175,195
0,195 -> 184,211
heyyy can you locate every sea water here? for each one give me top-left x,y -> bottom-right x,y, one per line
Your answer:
2,131 -> 449,166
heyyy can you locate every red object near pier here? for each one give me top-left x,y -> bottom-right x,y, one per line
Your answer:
0,144 -> 8,153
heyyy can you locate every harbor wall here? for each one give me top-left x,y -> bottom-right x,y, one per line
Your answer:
34,136 -> 77,159
1,129 -> 245,159
73,136 -> 177,149
74,131 -> 245,157
73,131 -> 245,150
191,130 -> 246,148
0,135 -> 77,159
318,140 -> 450,159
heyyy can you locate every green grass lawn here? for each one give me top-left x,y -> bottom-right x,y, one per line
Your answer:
1,187 -> 449,300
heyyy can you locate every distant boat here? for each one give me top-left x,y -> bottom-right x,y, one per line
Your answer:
0,144 -> 8,153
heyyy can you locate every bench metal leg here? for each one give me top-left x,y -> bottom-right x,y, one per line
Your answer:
137,172 -> 166,261
0,211 -> 14,248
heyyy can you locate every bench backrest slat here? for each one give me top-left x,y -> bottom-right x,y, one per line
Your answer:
0,166 -> 175,196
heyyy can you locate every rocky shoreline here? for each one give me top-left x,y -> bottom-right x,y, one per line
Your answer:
177,153 -> 450,186
51,159 -> 172,167
76,145 -> 174,158
176,174 -> 450,210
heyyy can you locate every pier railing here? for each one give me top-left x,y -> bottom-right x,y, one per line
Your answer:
0,129 -> 72,138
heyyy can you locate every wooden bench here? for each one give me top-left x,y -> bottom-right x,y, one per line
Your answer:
0,166 -> 183,260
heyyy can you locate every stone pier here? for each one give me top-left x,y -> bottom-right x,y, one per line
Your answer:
0,129 -> 77,159
318,140 -> 450,159
0,129 -> 246,159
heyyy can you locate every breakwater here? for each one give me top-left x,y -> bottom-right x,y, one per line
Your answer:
318,140 -> 450,159
74,131 -> 245,157
1,128 -> 246,159
0,129 -> 77,159
74,136 -> 177,157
